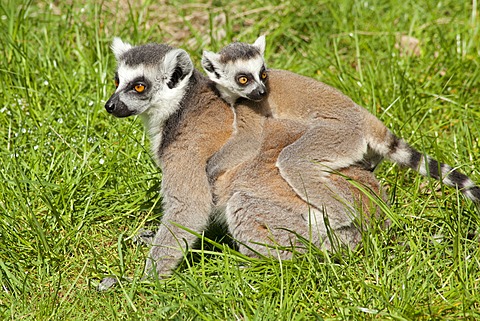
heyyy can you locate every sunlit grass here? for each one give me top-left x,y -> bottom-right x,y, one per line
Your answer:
0,0 -> 479,319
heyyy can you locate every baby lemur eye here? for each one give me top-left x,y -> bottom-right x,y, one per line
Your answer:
134,84 -> 146,93
114,79 -> 119,88
237,76 -> 249,85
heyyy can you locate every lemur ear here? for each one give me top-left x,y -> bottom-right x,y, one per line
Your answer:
253,35 -> 266,56
111,37 -> 133,60
201,50 -> 222,79
163,48 -> 194,89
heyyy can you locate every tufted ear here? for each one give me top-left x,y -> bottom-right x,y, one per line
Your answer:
252,35 -> 266,56
201,50 -> 222,80
163,48 -> 194,89
111,37 -> 133,60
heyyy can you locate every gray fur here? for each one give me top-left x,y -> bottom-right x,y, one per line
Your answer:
213,106 -> 386,257
121,43 -> 174,67
102,39 -> 387,286
203,37 -> 480,205
218,42 -> 263,63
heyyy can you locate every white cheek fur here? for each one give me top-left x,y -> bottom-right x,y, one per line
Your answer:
115,61 -> 193,164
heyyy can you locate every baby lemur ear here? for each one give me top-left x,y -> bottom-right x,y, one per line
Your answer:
253,35 -> 266,56
201,50 -> 222,79
111,37 -> 133,60
163,49 -> 194,89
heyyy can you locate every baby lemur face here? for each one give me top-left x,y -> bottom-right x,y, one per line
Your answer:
202,35 -> 268,105
105,38 -> 193,120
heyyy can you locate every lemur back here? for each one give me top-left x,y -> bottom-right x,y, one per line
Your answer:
214,105 -> 387,256
102,39 -> 387,287
202,37 -> 480,207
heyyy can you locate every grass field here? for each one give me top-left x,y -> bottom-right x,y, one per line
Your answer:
1,0 -> 479,319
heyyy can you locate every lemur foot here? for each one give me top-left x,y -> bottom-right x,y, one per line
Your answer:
133,229 -> 155,246
97,277 -> 119,291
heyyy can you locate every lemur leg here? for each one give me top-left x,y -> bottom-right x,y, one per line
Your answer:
133,229 -> 156,245
207,106 -> 266,183
224,191 -> 314,259
294,166 -> 385,251
206,129 -> 262,184
144,163 -> 216,278
276,121 -> 368,216
311,166 -> 385,250
144,202 -> 211,278
223,170 -> 383,257
224,182 -> 372,257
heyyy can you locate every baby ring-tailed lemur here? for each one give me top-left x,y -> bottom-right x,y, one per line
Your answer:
213,107 -> 387,258
100,38 -> 385,289
201,35 -> 480,208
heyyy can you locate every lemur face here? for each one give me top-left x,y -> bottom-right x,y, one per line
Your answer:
202,35 -> 268,105
105,63 -> 156,117
218,57 -> 268,102
105,38 -> 193,120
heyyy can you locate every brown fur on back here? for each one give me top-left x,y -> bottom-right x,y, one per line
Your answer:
214,112 -> 386,254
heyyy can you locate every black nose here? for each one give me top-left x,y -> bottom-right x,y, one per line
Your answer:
255,88 -> 267,98
105,100 -> 115,113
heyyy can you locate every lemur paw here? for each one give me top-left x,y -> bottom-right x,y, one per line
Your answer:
206,159 -> 224,184
133,229 -> 155,246
97,277 -> 119,291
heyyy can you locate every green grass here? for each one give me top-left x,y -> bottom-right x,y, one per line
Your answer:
1,0 -> 479,319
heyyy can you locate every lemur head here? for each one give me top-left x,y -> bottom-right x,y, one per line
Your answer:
201,35 -> 267,105
105,38 -> 194,119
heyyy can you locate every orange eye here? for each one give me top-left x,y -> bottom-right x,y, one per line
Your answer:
134,84 -> 145,93
114,79 -> 119,88
237,76 -> 248,85
261,71 -> 267,79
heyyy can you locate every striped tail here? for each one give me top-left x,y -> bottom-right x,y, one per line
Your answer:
384,134 -> 480,203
